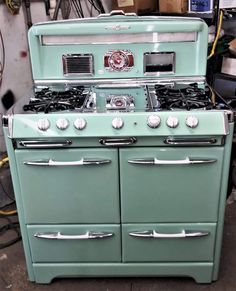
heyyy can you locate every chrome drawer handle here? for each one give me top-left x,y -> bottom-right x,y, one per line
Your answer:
24,158 -> 111,166
128,157 -> 216,165
99,137 -> 137,146
164,138 -> 217,145
129,230 -> 210,239
19,140 -> 72,148
34,231 -> 113,240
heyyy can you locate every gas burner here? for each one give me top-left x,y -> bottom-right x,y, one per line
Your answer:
155,83 -> 214,111
23,86 -> 91,113
106,94 -> 135,111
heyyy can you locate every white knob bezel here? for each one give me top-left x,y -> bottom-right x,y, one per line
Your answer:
186,116 -> 199,128
37,118 -> 50,131
74,118 -> 87,130
166,116 -> 179,128
112,117 -> 124,129
147,115 -> 161,128
56,118 -> 69,130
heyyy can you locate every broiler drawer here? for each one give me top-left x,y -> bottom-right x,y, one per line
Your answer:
27,224 -> 121,263
122,223 -> 216,262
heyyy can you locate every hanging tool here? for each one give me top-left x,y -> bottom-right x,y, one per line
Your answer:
24,0 -> 32,29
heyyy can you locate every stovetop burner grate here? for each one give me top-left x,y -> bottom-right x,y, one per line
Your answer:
23,86 -> 87,113
21,83 -> 230,114
155,83 -> 214,111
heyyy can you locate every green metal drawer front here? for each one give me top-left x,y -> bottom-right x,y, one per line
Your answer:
27,224 -> 121,263
122,223 -> 216,262
120,147 -> 224,223
15,148 -> 119,223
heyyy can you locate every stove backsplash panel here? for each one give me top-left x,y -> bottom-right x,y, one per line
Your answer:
28,16 -> 208,82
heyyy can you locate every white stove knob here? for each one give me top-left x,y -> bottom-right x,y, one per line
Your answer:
37,118 -> 50,131
74,118 -> 87,130
166,116 -> 179,128
112,117 -> 124,129
56,118 -> 69,130
147,115 -> 161,128
186,115 -> 199,128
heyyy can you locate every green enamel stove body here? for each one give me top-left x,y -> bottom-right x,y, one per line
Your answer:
2,11 -> 234,284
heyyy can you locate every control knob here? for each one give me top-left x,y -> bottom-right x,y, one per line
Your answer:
186,116 -> 199,128
112,117 -> 124,129
147,115 -> 161,128
74,118 -> 87,130
37,118 -> 50,131
56,118 -> 69,130
166,116 -> 179,128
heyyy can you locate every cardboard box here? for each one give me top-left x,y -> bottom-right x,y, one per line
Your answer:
221,56 -> 236,77
112,0 -> 157,14
159,0 -> 188,13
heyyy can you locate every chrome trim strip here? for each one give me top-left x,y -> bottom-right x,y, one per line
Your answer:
99,137 -> 137,146
33,15 -> 206,27
42,32 -> 197,46
128,157 -> 217,165
34,231 -> 113,240
164,138 -> 217,145
34,76 -> 206,86
19,140 -> 72,148
129,230 -> 210,238
24,158 -> 111,166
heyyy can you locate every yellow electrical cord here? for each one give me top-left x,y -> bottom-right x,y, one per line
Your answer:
0,156 -> 17,215
208,10 -> 224,60
0,209 -> 17,215
0,157 -> 9,167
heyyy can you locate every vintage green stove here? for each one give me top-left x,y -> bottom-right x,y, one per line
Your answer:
2,11 -> 234,284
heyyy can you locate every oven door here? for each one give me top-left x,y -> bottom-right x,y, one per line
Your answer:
120,147 -> 224,223
15,148 -> 119,224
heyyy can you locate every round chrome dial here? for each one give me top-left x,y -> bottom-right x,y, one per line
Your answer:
147,115 -> 161,128
56,118 -> 69,130
37,118 -> 50,131
112,117 -> 124,129
74,118 -> 87,130
166,116 -> 179,128
108,51 -> 129,71
186,116 -> 199,128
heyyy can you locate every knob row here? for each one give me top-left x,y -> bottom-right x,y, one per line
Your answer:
147,115 -> 199,129
37,115 -> 199,131
37,118 -> 87,131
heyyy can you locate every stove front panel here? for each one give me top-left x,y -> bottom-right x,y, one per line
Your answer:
15,148 -> 120,224
120,147 -> 224,223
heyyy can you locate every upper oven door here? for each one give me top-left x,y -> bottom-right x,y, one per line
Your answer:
120,147 -> 224,223
15,148 -> 120,224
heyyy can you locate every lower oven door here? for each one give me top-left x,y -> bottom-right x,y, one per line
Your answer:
120,147 -> 224,223
15,148 -> 119,224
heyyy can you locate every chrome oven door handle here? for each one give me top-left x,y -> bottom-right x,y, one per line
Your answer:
24,158 -> 111,166
128,157 -> 216,165
99,137 -> 137,146
129,230 -> 210,239
34,231 -> 114,240
19,140 -> 72,148
164,138 -> 217,145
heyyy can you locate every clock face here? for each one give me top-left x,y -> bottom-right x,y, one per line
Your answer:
104,50 -> 134,72
108,51 -> 129,71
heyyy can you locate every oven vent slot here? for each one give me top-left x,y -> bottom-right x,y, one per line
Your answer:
62,54 -> 94,76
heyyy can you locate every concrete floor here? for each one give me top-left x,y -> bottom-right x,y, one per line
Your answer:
0,203 -> 236,291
